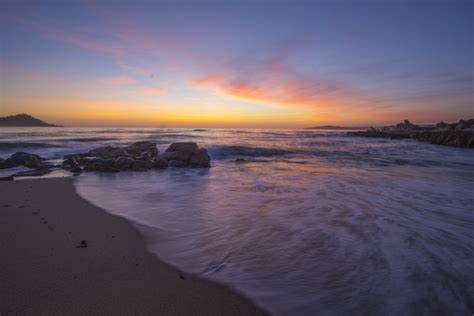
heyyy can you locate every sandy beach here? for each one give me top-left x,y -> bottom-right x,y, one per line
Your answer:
0,177 -> 265,315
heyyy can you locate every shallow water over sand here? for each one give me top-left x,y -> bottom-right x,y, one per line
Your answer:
1,127 -> 473,314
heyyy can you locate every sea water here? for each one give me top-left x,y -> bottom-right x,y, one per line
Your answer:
1,127 -> 473,315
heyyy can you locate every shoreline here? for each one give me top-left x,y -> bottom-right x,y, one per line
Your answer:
0,177 -> 266,315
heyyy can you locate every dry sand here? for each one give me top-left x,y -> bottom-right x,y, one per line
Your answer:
0,177 -> 266,315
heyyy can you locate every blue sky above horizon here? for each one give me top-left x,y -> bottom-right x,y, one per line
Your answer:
0,0 -> 472,127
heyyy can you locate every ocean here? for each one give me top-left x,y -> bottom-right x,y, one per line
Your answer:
1,127 -> 473,315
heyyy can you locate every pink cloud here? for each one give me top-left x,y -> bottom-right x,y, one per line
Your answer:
102,75 -> 135,85
191,56 -> 356,110
142,86 -> 166,94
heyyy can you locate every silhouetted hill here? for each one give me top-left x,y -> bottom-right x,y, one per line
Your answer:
0,114 -> 62,127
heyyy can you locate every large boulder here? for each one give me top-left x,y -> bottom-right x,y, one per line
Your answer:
161,151 -> 190,162
126,141 -> 158,158
165,142 -> 198,154
7,152 -> 45,168
189,148 -> 211,167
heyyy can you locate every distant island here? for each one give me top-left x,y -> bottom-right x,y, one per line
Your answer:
305,125 -> 368,130
0,114 -> 62,127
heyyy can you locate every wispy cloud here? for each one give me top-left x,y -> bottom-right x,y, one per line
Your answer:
102,75 -> 135,85
11,16 -> 125,57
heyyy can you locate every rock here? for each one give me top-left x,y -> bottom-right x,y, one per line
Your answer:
189,148 -> 210,167
115,157 -> 135,170
126,141 -> 158,158
59,141 -> 211,173
165,142 -> 198,154
151,158 -> 168,169
13,168 -> 51,177
454,119 -> 474,130
235,158 -> 246,163
347,129 -> 410,139
62,157 -> 79,170
416,130 -> 474,148
70,166 -> 83,174
348,118 -> 474,148
132,160 -> 152,171
137,151 -> 152,160
435,121 -> 451,129
8,152 -> 44,168
87,146 -> 129,158
161,151 -> 190,162
168,160 -> 187,167
0,176 -> 14,181
84,158 -> 119,172
0,157 -> 14,169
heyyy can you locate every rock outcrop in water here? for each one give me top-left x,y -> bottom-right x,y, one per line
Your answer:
61,141 -> 210,173
347,119 -> 474,148
0,141 -> 210,178
0,152 -> 53,177
0,152 -> 47,169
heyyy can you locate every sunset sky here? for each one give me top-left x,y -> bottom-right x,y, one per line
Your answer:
0,1 -> 472,128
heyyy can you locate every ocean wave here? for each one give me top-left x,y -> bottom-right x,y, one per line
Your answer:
64,137 -> 116,142
0,142 -> 62,149
208,145 -> 293,159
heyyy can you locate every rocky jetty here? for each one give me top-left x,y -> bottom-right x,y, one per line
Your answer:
61,141 -> 210,174
347,119 -> 474,148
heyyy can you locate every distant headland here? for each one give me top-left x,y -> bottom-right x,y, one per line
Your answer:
0,114 -> 62,127
347,119 -> 474,148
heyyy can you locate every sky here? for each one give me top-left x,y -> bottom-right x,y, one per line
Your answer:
0,0 -> 472,128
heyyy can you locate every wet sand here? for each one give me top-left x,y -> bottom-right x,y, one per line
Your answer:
0,177 -> 265,315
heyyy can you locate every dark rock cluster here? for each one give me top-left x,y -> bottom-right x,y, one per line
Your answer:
347,119 -> 474,148
0,141 -> 211,179
61,141 -> 210,174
